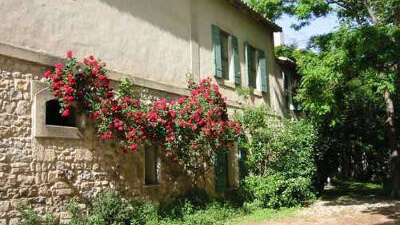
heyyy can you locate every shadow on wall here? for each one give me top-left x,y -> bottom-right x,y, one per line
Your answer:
98,0 -> 191,41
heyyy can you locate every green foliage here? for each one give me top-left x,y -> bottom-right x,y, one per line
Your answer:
67,191 -> 136,225
86,191 -> 134,225
236,105 -> 317,208
275,26 -> 398,187
247,0 -> 400,27
117,78 -> 137,98
19,189 -> 249,225
236,105 -> 317,177
18,207 -> 57,225
243,174 -> 315,208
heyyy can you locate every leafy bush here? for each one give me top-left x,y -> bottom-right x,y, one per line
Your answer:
243,174 -> 315,208
158,188 -> 210,219
19,189 -> 242,225
236,105 -> 318,208
18,207 -> 57,225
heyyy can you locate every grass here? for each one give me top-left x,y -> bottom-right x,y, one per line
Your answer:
321,178 -> 385,201
229,207 -> 300,225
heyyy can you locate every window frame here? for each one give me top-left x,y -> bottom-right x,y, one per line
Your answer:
212,24 -> 240,85
245,43 -> 268,94
144,146 -> 160,186
245,43 -> 258,90
220,29 -> 231,80
32,80 -> 82,139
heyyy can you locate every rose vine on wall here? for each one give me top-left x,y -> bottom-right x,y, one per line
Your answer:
44,51 -> 241,180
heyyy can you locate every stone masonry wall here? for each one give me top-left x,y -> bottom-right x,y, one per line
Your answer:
0,55 -> 192,225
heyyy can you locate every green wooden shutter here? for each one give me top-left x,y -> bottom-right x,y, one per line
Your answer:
258,50 -> 268,93
215,149 -> 228,191
211,25 -> 222,78
232,35 -> 241,85
245,43 -> 255,88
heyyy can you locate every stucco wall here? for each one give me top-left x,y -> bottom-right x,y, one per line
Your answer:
192,0 -> 286,114
0,0 -> 192,88
0,55 -> 192,225
0,0 -> 288,115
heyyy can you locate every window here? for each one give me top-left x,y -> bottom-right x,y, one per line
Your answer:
211,25 -> 241,85
245,43 -> 268,93
45,99 -> 76,127
32,81 -> 81,139
220,30 -> 230,80
246,44 -> 257,89
215,149 -> 229,191
283,69 -> 300,111
145,147 -> 159,185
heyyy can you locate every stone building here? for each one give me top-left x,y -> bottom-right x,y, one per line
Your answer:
0,0 -> 297,224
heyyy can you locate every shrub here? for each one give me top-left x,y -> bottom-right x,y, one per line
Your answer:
243,174 -> 315,208
18,207 -> 57,225
236,105 -> 318,208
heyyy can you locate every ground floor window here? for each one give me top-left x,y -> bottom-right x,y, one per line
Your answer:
145,147 -> 159,185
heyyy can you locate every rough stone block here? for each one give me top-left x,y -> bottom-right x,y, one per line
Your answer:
9,217 -> 19,225
54,188 -> 73,196
0,200 -> 10,212
0,219 -> 6,225
0,163 -> 9,172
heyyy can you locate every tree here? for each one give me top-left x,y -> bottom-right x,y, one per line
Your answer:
247,0 -> 400,196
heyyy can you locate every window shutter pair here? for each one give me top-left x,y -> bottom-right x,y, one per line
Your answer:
244,44 -> 268,93
211,25 -> 241,85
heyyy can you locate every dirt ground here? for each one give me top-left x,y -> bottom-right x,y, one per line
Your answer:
255,198 -> 400,225
247,182 -> 400,225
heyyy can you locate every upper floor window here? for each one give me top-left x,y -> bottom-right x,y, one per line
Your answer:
246,44 -> 257,89
245,43 -> 268,93
211,25 -> 241,85
220,30 -> 230,80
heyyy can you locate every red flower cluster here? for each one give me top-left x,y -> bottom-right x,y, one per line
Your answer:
45,51 -> 112,118
45,51 -> 241,176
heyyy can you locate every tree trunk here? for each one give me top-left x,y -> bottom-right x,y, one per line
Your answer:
384,90 -> 400,197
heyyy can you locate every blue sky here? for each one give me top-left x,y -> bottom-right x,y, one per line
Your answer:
276,14 -> 339,48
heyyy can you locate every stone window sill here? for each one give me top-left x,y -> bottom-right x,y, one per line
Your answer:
221,80 -> 236,89
215,78 -> 238,90
253,89 -> 264,97
35,125 -> 82,139
143,184 -> 160,189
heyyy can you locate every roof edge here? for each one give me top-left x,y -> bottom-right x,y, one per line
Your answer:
225,0 -> 282,32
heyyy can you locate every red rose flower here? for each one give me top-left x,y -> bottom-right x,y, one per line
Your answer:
61,109 -> 70,117
129,145 -> 137,151
66,50 -> 73,58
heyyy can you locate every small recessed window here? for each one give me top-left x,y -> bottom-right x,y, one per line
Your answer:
145,148 -> 159,185
45,100 -> 76,127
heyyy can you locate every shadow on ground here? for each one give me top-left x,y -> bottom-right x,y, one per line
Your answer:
320,179 -> 400,225
363,203 -> 400,225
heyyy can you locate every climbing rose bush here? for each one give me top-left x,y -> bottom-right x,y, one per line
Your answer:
44,51 -> 240,179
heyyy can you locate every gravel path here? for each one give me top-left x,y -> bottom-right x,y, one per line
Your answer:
247,197 -> 400,225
